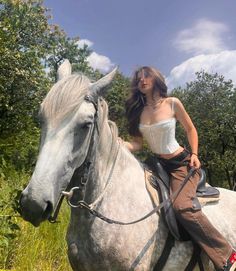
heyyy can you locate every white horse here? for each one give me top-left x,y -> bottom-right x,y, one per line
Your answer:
20,60 -> 236,271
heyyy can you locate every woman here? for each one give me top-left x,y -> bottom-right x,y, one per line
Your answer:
121,66 -> 236,271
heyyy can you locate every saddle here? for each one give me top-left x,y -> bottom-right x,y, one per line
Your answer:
144,159 -> 220,241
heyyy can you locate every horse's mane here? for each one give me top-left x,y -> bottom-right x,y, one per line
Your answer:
41,74 -> 90,125
97,98 -> 119,158
40,72 -> 120,163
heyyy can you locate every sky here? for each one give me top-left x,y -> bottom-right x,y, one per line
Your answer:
44,0 -> 236,89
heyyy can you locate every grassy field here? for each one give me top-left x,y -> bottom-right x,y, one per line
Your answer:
0,169 -> 72,271
12,203 -> 71,271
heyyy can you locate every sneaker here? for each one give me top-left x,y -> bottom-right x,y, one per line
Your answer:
223,251 -> 236,271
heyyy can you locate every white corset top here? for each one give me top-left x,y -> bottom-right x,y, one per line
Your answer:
139,118 -> 180,154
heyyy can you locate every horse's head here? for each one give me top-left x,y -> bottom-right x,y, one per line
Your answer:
20,60 -> 117,226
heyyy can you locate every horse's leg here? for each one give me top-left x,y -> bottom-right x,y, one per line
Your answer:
68,242 -> 82,271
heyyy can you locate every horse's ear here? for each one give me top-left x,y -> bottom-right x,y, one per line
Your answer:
57,59 -> 72,81
89,67 -> 118,97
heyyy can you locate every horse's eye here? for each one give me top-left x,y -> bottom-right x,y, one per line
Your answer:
74,121 -> 93,136
81,122 -> 93,129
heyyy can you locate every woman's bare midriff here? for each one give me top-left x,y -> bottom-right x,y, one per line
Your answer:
158,146 -> 185,160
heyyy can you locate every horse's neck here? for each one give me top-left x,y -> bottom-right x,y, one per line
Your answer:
83,123 -> 144,204
84,122 -> 117,201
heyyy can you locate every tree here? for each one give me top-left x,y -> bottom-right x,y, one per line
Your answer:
172,71 -> 236,189
106,72 -> 130,137
0,0 -> 51,136
0,0 -> 96,170
0,0 -> 94,136
46,32 -> 94,82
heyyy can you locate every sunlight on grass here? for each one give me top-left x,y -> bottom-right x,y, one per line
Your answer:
12,202 -> 72,271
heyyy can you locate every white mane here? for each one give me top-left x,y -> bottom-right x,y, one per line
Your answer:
41,74 -> 91,125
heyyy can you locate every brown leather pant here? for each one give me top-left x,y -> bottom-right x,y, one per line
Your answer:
160,151 -> 232,269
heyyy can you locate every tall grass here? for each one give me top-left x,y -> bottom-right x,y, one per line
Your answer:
8,202 -> 70,270
0,167 -> 26,270
11,202 -> 71,271
0,164 -> 72,271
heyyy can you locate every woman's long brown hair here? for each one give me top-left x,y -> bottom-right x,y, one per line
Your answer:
125,66 -> 168,137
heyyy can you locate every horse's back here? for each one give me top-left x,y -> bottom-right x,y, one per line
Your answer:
202,188 -> 236,245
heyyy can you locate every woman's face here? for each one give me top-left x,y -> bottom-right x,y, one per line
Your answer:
137,69 -> 155,95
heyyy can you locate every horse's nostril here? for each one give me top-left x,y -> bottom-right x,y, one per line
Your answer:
42,201 -> 53,220
19,191 -> 29,214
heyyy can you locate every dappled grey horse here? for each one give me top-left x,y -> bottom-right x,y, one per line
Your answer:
20,60 -> 236,271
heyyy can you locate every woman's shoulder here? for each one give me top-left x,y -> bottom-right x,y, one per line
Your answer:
164,96 -> 181,106
164,97 -> 185,113
165,96 -> 183,106
165,96 -> 180,102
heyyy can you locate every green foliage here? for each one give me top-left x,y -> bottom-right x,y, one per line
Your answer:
106,72 -> 130,137
0,0 -> 94,136
0,165 -> 27,269
0,122 -> 40,171
0,0 -> 95,167
0,0 -> 51,136
172,71 -> 236,188
0,165 -> 70,270
46,32 -> 94,82
73,44 -> 94,77
12,202 -> 70,271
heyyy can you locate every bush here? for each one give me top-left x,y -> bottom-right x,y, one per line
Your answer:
0,164 -> 28,269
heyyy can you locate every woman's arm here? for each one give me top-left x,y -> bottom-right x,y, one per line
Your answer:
119,136 -> 143,153
174,98 -> 201,168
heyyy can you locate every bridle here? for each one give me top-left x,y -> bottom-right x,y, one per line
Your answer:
48,94 -> 99,223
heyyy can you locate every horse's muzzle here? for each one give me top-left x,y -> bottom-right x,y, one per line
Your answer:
19,190 -> 53,227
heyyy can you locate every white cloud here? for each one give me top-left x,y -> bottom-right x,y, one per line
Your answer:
168,19 -> 235,90
174,19 -> 229,55
76,38 -> 114,73
87,52 -> 114,73
76,39 -> 94,49
166,50 -> 236,90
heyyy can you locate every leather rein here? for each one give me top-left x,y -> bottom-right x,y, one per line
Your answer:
63,167 -> 196,225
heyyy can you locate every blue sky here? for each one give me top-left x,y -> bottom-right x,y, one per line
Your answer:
44,0 -> 236,89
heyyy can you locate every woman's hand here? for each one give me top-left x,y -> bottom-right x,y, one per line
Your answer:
190,153 -> 201,169
117,137 -> 124,144
117,136 -> 143,152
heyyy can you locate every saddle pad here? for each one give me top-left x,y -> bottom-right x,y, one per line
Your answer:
144,170 -> 159,206
144,170 -> 220,208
